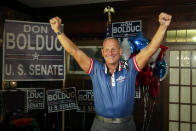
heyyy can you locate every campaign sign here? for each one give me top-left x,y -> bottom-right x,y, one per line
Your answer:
47,87 -> 78,113
3,20 -> 65,81
112,20 -> 142,42
77,90 -> 95,113
18,88 -> 45,110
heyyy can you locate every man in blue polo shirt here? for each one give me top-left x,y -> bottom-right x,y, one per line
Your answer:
49,12 -> 172,131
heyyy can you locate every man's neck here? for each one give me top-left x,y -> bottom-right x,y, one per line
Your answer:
106,63 -> 119,74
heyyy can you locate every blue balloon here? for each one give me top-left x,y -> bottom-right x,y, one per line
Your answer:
127,40 -> 135,54
128,32 -> 150,53
155,59 -> 168,81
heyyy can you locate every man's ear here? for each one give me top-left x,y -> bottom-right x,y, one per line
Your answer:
101,48 -> 104,57
119,47 -> 122,56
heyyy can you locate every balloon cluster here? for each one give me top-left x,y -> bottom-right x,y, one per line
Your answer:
127,32 -> 168,98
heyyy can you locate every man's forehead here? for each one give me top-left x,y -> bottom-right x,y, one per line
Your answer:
103,37 -> 119,43
103,37 -> 120,46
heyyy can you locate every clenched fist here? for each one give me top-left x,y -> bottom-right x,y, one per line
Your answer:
159,12 -> 172,27
49,16 -> 62,33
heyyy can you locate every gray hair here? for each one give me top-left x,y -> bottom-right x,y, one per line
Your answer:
102,37 -> 120,47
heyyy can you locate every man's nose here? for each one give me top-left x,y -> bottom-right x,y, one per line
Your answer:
108,49 -> 113,55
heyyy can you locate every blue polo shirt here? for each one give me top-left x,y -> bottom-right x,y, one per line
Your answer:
87,57 -> 141,118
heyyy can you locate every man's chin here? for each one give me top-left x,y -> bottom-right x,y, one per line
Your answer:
105,58 -> 119,65
106,61 -> 117,65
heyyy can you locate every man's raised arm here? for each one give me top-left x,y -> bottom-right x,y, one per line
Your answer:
50,16 -> 91,73
135,12 -> 172,70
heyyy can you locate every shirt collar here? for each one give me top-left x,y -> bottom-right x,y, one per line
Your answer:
104,60 -> 128,74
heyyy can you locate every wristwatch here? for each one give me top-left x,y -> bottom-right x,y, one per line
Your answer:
56,31 -> 62,35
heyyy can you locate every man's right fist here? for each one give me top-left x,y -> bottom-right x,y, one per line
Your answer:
49,16 -> 62,33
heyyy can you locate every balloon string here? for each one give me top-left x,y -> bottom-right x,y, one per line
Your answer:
142,85 -> 149,131
142,85 -> 156,131
146,100 -> 156,131
142,85 -> 146,131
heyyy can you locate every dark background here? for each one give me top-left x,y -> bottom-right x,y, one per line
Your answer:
1,0 -> 196,131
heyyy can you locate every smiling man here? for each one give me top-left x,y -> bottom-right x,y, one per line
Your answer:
49,12 -> 172,131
